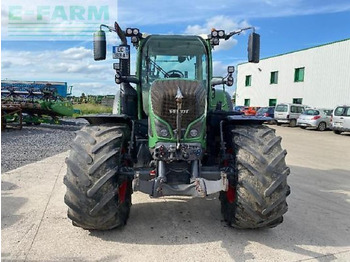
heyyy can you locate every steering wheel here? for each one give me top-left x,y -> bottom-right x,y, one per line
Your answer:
166,70 -> 184,78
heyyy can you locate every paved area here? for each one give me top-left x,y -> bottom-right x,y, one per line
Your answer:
2,126 -> 350,261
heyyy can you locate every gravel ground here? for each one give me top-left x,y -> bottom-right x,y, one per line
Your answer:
1,120 -> 86,173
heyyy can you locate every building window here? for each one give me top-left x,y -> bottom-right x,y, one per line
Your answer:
294,67 -> 305,82
269,99 -> 277,106
270,71 -> 278,84
245,75 -> 252,86
244,99 -> 250,106
293,98 -> 303,104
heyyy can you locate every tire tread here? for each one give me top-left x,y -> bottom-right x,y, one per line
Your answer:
221,125 -> 289,229
64,124 -> 131,230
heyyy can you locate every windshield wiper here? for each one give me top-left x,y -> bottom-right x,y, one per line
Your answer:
147,57 -> 169,78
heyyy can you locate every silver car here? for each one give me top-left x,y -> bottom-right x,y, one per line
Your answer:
332,105 -> 350,134
297,108 -> 333,131
275,103 -> 306,127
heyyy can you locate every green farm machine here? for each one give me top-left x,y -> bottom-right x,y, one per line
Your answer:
64,22 -> 290,230
1,81 -> 74,128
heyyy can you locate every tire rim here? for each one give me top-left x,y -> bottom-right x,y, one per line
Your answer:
319,122 -> 326,131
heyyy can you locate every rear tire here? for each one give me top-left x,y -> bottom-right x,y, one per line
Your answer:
289,119 -> 297,127
300,126 -> 307,129
317,122 -> 326,131
276,122 -> 281,126
220,125 -> 289,229
64,124 -> 132,230
333,130 -> 342,135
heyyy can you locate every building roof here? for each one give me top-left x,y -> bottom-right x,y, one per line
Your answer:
238,38 -> 350,66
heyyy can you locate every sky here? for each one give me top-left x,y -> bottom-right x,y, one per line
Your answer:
1,0 -> 350,96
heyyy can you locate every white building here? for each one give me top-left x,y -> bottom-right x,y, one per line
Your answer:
235,38 -> 350,108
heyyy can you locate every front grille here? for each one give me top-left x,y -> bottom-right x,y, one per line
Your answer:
151,79 -> 206,130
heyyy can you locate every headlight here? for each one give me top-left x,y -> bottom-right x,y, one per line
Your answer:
133,28 -> 139,35
154,117 -> 171,138
160,129 -> 169,137
227,66 -> 235,73
115,71 -> 122,84
189,129 -> 198,137
131,36 -> 138,43
226,76 -> 234,86
186,119 -> 204,139
211,30 -> 218,37
126,28 -> 133,35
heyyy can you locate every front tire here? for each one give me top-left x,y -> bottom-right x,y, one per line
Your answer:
64,124 -> 132,230
220,125 -> 289,229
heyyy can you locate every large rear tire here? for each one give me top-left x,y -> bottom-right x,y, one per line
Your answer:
64,124 -> 132,230
220,125 -> 289,229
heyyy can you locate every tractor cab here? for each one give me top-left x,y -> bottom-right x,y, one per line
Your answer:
139,35 -> 209,87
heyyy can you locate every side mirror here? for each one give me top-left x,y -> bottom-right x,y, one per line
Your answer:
93,30 -> 106,61
248,32 -> 260,63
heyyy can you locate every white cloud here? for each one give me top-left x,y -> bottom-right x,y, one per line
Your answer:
61,47 -> 92,60
1,46 -> 119,96
212,61 -> 229,77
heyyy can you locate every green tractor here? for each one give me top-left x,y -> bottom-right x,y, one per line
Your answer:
64,22 -> 290,230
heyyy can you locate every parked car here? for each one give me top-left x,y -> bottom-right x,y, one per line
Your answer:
243,107 -> 258,116
233,106 -> 246,113
274,103 -> 306,127
297,108 -> 333,131
256,106 -> 275,117
256,106 -> 275,124
331,105 -> 350,134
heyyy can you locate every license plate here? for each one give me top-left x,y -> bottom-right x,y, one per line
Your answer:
113,46 -> 129,59
334,122 -> 343,127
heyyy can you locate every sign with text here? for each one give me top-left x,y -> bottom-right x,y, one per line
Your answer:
1,0 -> 117,40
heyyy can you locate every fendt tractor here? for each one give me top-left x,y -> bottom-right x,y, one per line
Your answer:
64,22 -> 290,230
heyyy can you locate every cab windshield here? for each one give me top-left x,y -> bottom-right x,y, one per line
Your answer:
141,35 -> 209,87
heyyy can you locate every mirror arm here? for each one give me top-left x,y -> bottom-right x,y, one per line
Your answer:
99,23 -> 127,45
100,24 -> 115,32
211,78 -> 225,87
224,27 -> 255,40
124,76 -> 140,84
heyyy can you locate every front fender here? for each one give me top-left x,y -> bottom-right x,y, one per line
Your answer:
78,114 -> 131,126
226,115 -> 272,124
